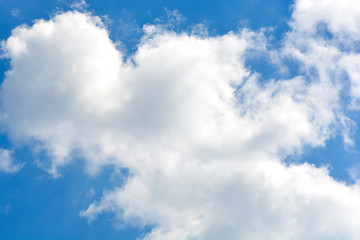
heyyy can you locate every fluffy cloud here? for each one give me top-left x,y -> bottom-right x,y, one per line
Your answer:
290,0 -> 360,38
0,148 -> 24,173
1,2 -> 360,239
285,0 -> 360,109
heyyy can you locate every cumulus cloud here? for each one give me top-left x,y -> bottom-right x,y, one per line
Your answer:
1,1 -> 360,239
0,148 -> 24,173
285,0 -> 360,109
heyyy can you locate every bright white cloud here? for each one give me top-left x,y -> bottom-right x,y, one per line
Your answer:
0,148 -> 24,173
1,1 -> 360,239
290,0 -> 360,38
285,0 -> 360,110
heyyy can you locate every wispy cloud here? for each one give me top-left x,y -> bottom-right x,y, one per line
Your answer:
0,148 -> 24,173
70,0 -> 88,10
10,9 -> 20,18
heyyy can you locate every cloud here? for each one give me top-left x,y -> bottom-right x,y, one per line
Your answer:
290,0 -> 360,38
81,162 -> 360,240
10,9 -> 20,18
285,0 -> 360,110
347,163 -> 360,182
0,148 -> 24,173
1,3 -> 360,240
70,0 -> 88,10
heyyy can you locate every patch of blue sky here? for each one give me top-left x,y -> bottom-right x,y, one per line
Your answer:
0,147 -> 142,239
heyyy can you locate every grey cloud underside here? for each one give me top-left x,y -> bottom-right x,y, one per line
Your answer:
2,0 -> 360,238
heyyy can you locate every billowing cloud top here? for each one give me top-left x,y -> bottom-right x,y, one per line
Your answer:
1,0 -> 360,239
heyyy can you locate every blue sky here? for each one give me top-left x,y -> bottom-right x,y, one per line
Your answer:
1,0 -> 360,239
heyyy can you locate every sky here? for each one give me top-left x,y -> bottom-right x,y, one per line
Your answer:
1,0 -> 360,239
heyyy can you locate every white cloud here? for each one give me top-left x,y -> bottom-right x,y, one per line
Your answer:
285,0 -> 360,110
348,163 -> 360,182
0,148 -> 24,173
70,0 -> 88,10
290,0 -> 360,39
82,162 -> 360,240
1,4 -> 360,239
2,11 -> 126,176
